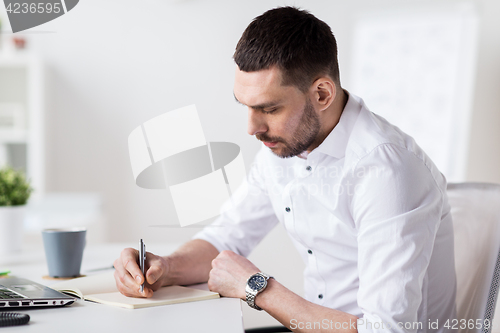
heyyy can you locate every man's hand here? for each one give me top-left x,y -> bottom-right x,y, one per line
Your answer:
113,248 -> 168,298
207,250 -> 260,299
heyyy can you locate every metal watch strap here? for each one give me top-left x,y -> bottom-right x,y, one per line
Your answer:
246,290 -> 261,310
245,272 -> 273,311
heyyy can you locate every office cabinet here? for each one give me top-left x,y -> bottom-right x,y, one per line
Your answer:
0,54 -> 44,199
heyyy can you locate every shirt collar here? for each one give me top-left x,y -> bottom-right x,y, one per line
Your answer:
311,90 -> 362,160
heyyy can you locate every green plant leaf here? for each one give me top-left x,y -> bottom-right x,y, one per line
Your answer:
0,166 -> 33,206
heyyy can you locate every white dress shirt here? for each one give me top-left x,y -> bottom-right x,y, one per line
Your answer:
194,92 -> 457,333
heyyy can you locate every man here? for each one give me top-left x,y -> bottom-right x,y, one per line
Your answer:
114,7 -> 456,332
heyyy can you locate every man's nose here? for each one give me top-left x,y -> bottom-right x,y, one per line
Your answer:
247,109 -> 267,136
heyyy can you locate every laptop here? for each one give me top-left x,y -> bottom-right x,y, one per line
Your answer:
0,276 -> 76,309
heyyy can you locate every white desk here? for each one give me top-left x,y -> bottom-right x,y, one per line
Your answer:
0,243 -> 244,333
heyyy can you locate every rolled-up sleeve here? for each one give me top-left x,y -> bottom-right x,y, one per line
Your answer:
193,146 -> 279,257
350,144 -> 445,333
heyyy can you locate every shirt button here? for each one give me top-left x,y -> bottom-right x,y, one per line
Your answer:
318,294 -> 323,299
285,207 -> 291,212
307,249 -> 313,255
306,166 -> 312,171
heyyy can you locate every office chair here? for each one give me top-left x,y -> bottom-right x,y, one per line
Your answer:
245,183 -> 500,333
448,182 -> 500,333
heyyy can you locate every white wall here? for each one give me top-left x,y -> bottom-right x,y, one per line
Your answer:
1,0 -> 500,328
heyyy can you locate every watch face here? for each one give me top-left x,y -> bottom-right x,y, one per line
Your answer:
248,275 -> 266,291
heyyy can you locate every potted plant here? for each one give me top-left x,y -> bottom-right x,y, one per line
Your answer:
0,166 -> 33,255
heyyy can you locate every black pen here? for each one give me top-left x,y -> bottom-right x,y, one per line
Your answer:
139,239 -> 146,293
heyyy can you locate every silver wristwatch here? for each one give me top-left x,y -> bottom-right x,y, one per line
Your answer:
245,272 -> 273,311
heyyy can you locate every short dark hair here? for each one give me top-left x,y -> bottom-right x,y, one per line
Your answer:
234,6 -> 340,92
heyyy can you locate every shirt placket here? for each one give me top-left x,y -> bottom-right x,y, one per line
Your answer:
281,179 -> 296,236
285,156 -> 327,305
306,249 -> 326,305
281,159 -> 311,237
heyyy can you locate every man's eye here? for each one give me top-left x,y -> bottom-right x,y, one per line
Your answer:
262,108 -> 277,114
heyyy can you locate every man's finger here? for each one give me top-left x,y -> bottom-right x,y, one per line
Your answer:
121,248 -> 143,284
116,264 -> 139,288
144,252 -> 166,286
146,265 -> 163,285
114,270 -> 137,296
142,287 -> 154,298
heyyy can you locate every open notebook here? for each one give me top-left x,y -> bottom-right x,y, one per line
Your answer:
50,271 -> 219,309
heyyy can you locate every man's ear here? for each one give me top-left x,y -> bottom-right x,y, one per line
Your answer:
309,78 -> 336,111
